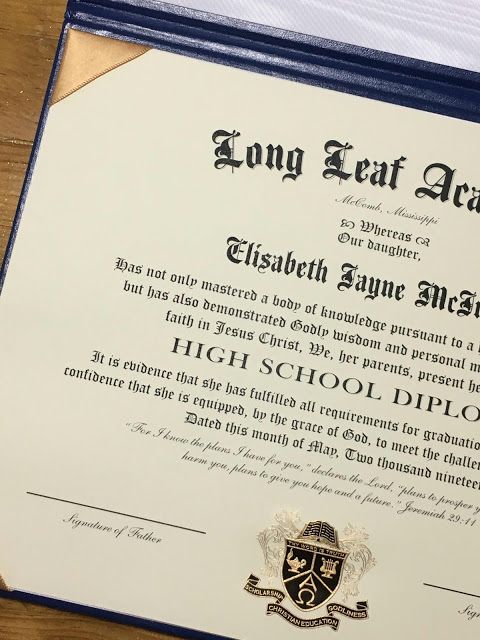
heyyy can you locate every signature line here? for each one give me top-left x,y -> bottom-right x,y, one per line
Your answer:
424,583 -> 480,599
26,491 -> 206,535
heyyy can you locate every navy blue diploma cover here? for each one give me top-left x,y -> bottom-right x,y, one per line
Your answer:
3,0 -> 480,293
1,0 -> 480,637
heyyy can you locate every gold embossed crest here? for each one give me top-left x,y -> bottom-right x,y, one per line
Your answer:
244,512 -> 375,630
282,521 -> 348,611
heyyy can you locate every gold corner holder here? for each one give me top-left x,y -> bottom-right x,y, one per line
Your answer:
51,28 -> 150,105
0,573 -> 11,592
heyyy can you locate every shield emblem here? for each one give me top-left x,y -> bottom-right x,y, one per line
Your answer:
282,539 -> 348,611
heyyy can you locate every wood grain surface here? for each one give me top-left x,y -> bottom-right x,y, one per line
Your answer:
0,2 -> 179,639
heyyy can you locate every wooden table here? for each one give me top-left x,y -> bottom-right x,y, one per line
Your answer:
0,2 -> 177,639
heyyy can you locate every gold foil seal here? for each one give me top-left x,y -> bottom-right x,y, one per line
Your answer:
51,28 -> 150,104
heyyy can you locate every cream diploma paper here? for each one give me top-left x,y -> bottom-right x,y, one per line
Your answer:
1,49 -> 480,638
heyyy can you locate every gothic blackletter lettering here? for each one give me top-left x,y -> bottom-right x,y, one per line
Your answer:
323,140 -> 353,182
212,129 -> 243,171
415,163 -> 454,202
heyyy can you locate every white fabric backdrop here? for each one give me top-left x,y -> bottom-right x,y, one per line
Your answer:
163,0 -> 480,72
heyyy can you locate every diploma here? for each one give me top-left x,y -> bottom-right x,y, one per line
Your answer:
1,2 -> 480,638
